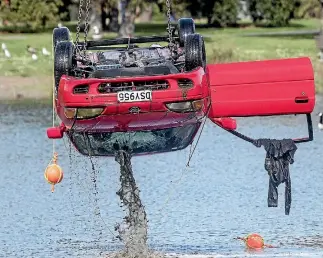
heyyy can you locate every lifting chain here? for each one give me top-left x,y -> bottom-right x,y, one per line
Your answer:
75,0 -> 173,57
166,0 -> 174,46
83,0 -> 91,56
75,0 -> 84,55
75,0 -> 91,58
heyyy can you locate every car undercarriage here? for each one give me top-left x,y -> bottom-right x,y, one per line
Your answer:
53,18 -> 204,91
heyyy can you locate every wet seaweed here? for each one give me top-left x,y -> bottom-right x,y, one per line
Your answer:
109,150 -> 165,258
67,131 -> 167,257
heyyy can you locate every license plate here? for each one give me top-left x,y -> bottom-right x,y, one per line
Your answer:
117,90 -> 152,103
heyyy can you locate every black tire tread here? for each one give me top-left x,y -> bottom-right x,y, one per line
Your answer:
54,41 -> 74,94
185,33 -> 206,72
53,27 -> 70,50
178,18 -> 195,47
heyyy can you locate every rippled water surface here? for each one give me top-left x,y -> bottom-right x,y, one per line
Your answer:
1,101 -> 323,258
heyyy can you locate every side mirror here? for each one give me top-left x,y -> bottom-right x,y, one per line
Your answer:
210,117 -> 237,131
47,124 -> 66,139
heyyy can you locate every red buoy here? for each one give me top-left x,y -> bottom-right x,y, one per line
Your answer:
236,233 -> 275,250
44,153 -> 63,192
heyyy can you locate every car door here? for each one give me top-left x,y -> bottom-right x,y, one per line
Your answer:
206,57 -> 315,119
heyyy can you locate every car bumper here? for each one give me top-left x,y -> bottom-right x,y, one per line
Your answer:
57,67 -> 208,108
56,67 -> 210,129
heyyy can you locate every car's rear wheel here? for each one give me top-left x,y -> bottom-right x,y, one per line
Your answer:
54,41 -> 75,95
184,33 -> 206,72
53,27 -> 71,51
178,18 -> 196,47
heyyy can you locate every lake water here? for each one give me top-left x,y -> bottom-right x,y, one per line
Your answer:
1,99 -> 323,258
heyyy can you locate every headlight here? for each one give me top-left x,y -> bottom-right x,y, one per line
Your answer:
64,108 -> 104,119
166,100 -> 203,113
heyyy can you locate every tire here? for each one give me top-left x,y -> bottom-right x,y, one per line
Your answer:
54,41 -> 75,94
178,18 -> 195,47
53,27 -> 71,51
185,33 -> 206,72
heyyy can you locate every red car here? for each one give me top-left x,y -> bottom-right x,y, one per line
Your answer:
48,18 -> 316,156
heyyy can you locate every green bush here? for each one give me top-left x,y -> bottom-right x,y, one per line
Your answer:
212,0 -> 239,27
246,0 -> 296,27
246,0 -> 263,23
0,0 -> 63,32
203,0 -> 239,27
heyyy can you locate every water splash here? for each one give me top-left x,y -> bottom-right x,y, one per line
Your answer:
109,150 -> 164,258
114,150 -> 148,257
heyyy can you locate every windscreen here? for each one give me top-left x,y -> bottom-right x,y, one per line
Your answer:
69,123 -> 200,156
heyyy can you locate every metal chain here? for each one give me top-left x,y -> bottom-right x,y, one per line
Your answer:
166,0 -> 173,45
83,0 -> 91,56
75,0 -> 84,55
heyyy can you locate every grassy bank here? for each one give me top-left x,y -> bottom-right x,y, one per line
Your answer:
0,19 -> 322,100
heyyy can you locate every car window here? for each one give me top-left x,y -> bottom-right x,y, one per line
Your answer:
69,123 -> 200,156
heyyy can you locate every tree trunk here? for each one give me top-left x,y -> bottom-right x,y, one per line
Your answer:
89,0 -> 103,36
138,4 -> 153,22
107,8 -> 120,32
101,1 -> 107,31
118,0 -> 135,38
118,12 -> 135,37
207,16 -> 212,26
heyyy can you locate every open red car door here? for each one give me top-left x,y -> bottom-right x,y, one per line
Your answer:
206,57 -> 315,142
207,57 -> 315,118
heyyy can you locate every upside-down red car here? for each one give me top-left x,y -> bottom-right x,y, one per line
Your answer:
47,18 -> 315,156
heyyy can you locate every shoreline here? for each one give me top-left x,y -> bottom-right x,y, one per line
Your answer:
0,76 -> 52,102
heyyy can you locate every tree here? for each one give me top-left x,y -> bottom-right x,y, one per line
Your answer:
77,0 -> 144,37
201,0 -> 239,27
294,0 -> 321,18
111,0 -> 189,36
117,0 -> 188,37
59,0 -> 74,21
156,0 -> 190,18
211,0 -> 239,27
187,0 -> 203,18
72,0 -> 189,37
0,0 -> 63,32
88,0 -> 104,34
246,0 -> 263,23
69,0 -> 116,36
246,0 -> 296,27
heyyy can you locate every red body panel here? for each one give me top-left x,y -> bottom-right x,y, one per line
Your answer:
56,57 -> 316,131
58,67 -> 207,107
52,57 -> 316,156
206,57 -> 315,118
56,67 -> 209,131
66,112 -> 204,132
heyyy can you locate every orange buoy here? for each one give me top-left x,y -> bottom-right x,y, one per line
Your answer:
44,152 -> 63,192
245,233 -> 264,249
236,233 -> 275,250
